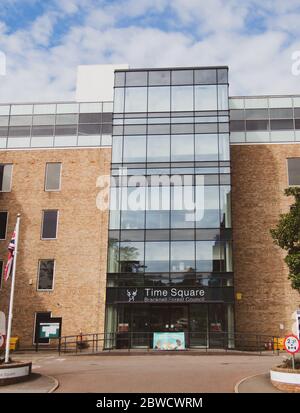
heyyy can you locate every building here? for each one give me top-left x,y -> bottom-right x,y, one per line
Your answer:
0,64 -> 299,349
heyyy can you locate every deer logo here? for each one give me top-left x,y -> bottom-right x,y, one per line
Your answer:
127,289 -> 138,302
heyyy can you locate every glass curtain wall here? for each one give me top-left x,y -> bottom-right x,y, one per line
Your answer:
106,67 -> 234,348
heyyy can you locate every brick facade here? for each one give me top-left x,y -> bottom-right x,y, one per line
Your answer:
0,148 -> 111,347
231,144 -> 300,336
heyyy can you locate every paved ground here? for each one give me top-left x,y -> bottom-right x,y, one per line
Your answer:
5,351 -> 284,393
236,373 -> 282,393
0,373 -> 58,393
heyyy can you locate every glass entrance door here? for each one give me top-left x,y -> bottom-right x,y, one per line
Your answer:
189,304 -> 208,347
130,305 -> 150,348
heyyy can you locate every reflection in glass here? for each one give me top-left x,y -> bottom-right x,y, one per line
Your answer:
195,186 -> 220,228
195,134 -> 218,161
219,134 -> 230,161
171,134 -> 194,161
119,241 -> 144,273
108,239 -> 119,272
196,241 -> 221,272
147,135 -> 170,162
195,85 -> 217,110
148,70 -> 170,86
171,241 -> 195,272
220,186 -> 231,228
171,86 -> 193,111
114,88 -> 124,113
121,211 -> 145,229
123,135 -> 146,162
148,87 -> 170,112
125,87 -> 147,112
218,85 -> 228,110
145,242 -> 170,272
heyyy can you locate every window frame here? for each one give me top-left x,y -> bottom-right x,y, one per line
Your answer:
0,164 -> 13,192
44,162 -> 62,192
41,210 -> 59,240
287,158 -> 300,186
36,259 -> 56,292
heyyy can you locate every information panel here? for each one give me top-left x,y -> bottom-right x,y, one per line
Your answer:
153,332 -> 185,351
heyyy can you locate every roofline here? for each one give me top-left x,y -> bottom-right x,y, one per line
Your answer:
230,94 -> 300,99
115,65 -> 229,72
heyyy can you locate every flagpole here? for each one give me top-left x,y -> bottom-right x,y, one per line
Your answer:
4,213 -> 21,364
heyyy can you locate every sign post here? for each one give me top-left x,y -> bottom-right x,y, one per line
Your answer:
284,334 -> 300,370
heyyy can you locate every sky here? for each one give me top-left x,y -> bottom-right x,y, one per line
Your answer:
0,0 -> 300,102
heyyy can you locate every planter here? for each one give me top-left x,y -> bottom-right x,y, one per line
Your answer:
270,367 -> 300,393
0,361 -> 32,386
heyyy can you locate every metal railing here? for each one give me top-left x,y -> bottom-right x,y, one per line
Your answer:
51,331 -> 283,356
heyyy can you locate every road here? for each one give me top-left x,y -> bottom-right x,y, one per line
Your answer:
13,352 -> 283,393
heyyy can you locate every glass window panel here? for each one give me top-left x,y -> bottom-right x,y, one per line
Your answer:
109,210 -> 120,230
147,135 -> 170,162
121,186 -> 146,213
218,85 -> 228,110
108,239 -> 119,272
0,211 -> 8,239
171,124 -> 194,134
171,86 -> 193,111
125,87 -> 147,112
229,98 -> 244,109
32,126 -> 54,136
125,71 -> 147,86
270,108 -> 293,119
217,68 -> 228,83
171,241 -> 195,272
246,131 -> 270,142
171,229 -> 194,240
124,125 -> 147,135
78,135 -> 100,146
54,136 -> 77,146
79,102 -> 102,113
230,120 -> 245,132
123,135 -> 146,162
119,241 -> 144,273
270,119 -> 294,130
270,131 -> 295,142
146,186 -> 170,211
244,98 -> 268,109
195,134 -> 218,161
0,127 -> 8,137
101,135 -> 112,146
148,70 -> 170,86
171,186 -> 195,229
230,131 -> 245,142
32,115 -> 55,125
196,241 -> 221,272
146,211 -> 170,229
220,186 -> 231,227
148,87 -> 170,112
8,126 -> 31,136
45,163 -> 61,191
195,85 -> 217,110
147,124 -> 170,134
9,115 -> 32,126
246,120 -> 269,131
114,88 -> 125,113
55,125 -> 77,135
195,123 -> 218,133
79,113 -> 101,123
0,164 -> 12,192
230,110 -> 244,120
219,134 -> 230,161
7,137 -> 30,148
103,102 -> 113,112
121,211 -> 145,229
38,260 -> 54,290
33,104 -> 56,115
172,70 -> 193,85
0,106 -> 10,115
102,123 -> 113,134
195,186 -> 220,228
171,134 -> 194,161
42,210 -> 58,239
0,116 -> 9,126
56,114 -> 78,125
115,72 -> 125,87
269,97 -> 292,108
245,109 -> 268,120
56,103 -> 79,113
112,136 -> 123,163
78,124 -> 101,135
145,242 -> 170,272
145,229 -> 170,241
288,158 -> 300,185
102,113 -> 113,123
194,69 -> 217,84
10,105 -> 33,115
31,137 -> 54,147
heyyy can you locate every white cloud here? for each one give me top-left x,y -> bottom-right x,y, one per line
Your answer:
0,1 -> 300,103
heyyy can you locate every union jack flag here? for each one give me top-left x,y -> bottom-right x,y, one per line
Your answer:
4,227 -> 16,282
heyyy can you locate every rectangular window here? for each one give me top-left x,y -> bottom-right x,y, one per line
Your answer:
0,164 -> 12,192
287,158 -> 300,185
34,312 -> 51,344
42,210 -> 58,239
45,163 -> 61,191
37,260 -> 55,291
0,211 -> 8,239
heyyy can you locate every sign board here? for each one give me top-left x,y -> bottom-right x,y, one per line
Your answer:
39,322 -> 60,339
284,335 -> 300,354
153,332 -> 185,351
